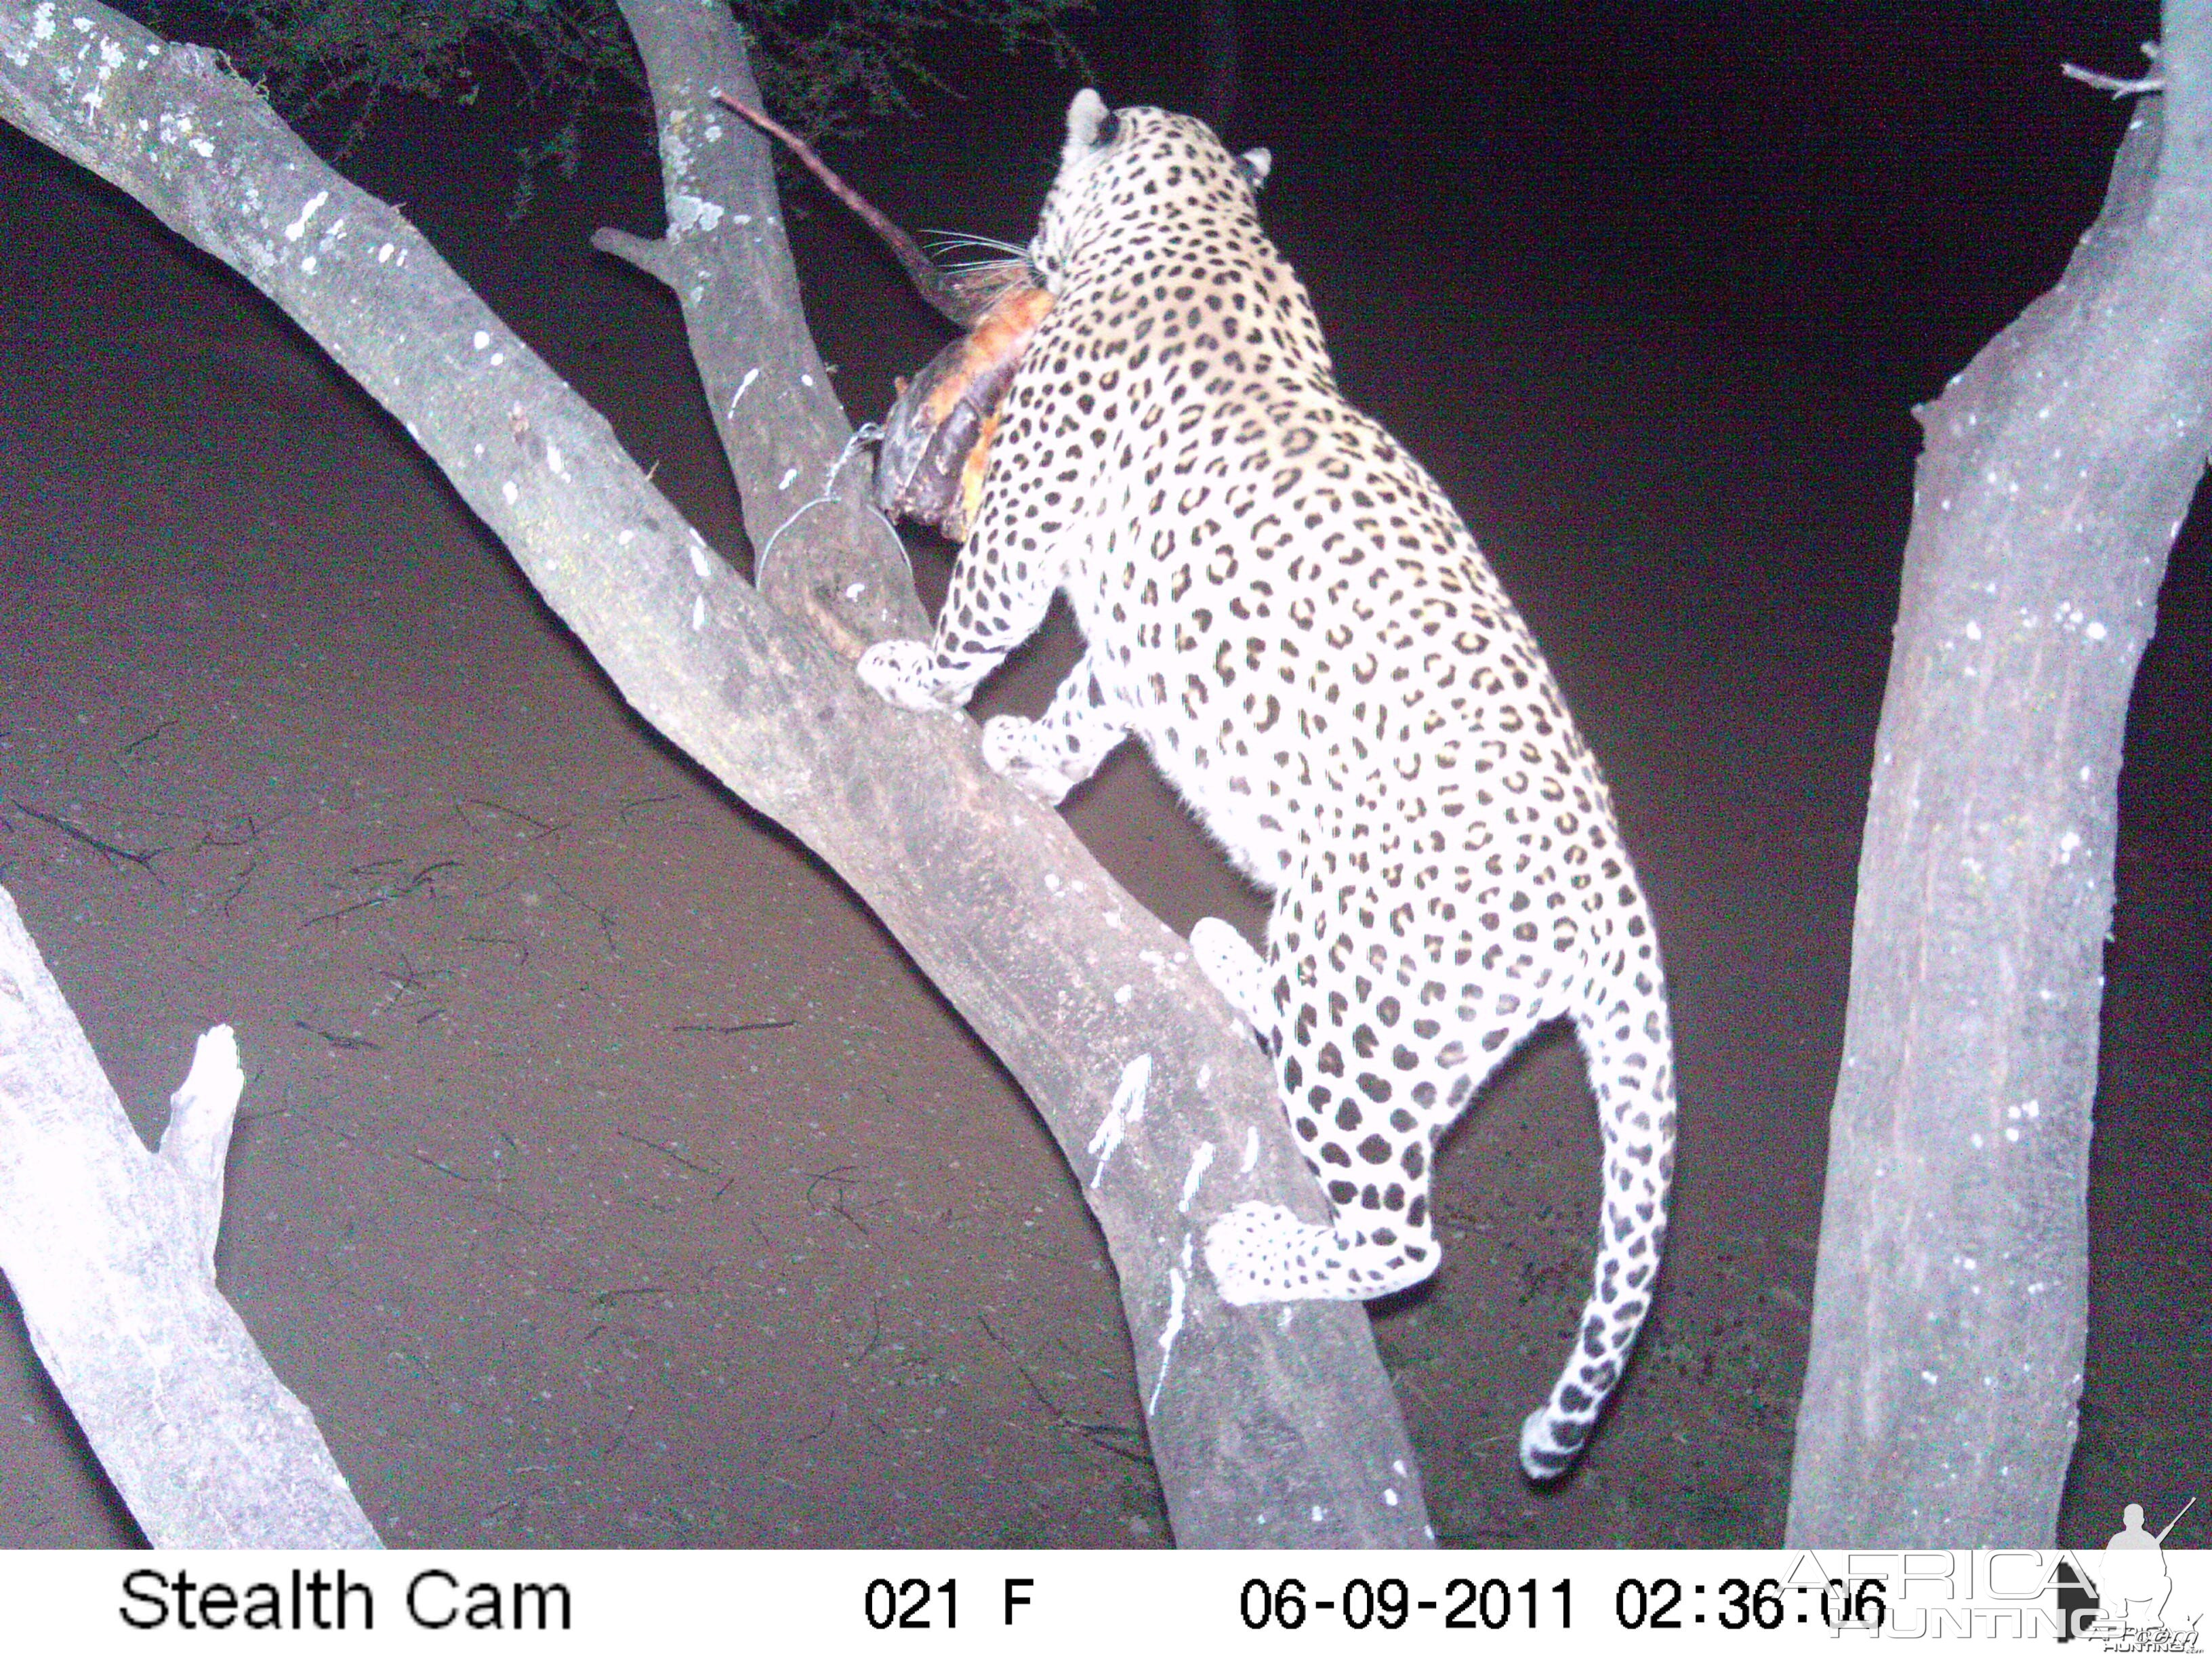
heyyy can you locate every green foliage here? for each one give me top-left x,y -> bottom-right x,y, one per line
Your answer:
120,1 -> 1090,205
742,1 -> 1092,141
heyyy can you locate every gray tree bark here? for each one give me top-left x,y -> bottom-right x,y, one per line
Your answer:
1788,3 -> 2212,1546
0,889 -> 380,1547
0,0 -> 1433,1546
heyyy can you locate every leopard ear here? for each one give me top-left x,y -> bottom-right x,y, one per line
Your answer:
1237,146 -> 1273,192
1063,89 -> 1116,169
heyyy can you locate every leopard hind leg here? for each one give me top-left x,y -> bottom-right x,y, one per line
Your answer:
1203,893 -> 1551,1307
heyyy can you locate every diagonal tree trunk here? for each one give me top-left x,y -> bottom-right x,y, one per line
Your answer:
1788,3 -> 2212,1546
0,0 -> 1433,1546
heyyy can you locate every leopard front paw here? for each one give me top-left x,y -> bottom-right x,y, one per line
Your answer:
1204,1200 -> 1328,1306
980,715 -> 1081,805
857,640 -> 964,714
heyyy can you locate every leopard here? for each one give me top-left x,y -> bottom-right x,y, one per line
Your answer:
856,88 -> 1677,1480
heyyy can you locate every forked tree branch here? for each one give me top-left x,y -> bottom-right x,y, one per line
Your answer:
0,0 -> 1431,1545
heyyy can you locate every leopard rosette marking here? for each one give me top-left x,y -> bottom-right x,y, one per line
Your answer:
855,89 -> 1677,1480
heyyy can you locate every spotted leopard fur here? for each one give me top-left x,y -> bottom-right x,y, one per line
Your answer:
857,90 -> 1676,1479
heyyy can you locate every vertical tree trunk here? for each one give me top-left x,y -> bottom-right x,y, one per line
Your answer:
1788,6 -> 2212,1545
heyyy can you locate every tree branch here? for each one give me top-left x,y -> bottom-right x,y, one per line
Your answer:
0,0 -> 1433,1545
0,888 -> 378,1547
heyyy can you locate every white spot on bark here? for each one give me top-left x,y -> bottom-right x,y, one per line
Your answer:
692,595 -> 705,632
12,4 -> 56,66
501,480 -> 518,506
1086,1053 -> 1151,1188
689,546 -> 713,579
1178,1143 -> 1214,1213
283,190 -> 329,243
1384,1488 -> 1399,1507
1147,1262 -> 1188,1416
1113,985 -> 1132,1005
777,468 -> 798,491
668,193 -> 725,235
472,331 -> 491,351
1241,1126 -> 1259,1172
1195,1065 -> 1211,1090
844,581 -> 866,600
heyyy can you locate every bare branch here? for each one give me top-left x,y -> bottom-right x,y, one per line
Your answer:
0,889 -> 377,1547
1,0 -> 1437,1546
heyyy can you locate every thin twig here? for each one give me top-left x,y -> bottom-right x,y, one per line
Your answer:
2063,41 -> 2164,98
802,1166 -> 869,1233
121,718 -> 178,755
615,794 -> 678,823
459,796 -> 567,838
218,853 -> 257,919
552,878 -> 617,954
201,809 -> 292,848
295,1019 -> 380,1052
12,800 -> 167,876
977,1315 -> 1153,1468
614,1127 -> 718,1176
2062,62 -> 2165,96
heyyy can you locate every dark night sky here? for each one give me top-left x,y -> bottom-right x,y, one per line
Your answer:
1090,4 -> 2160,402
